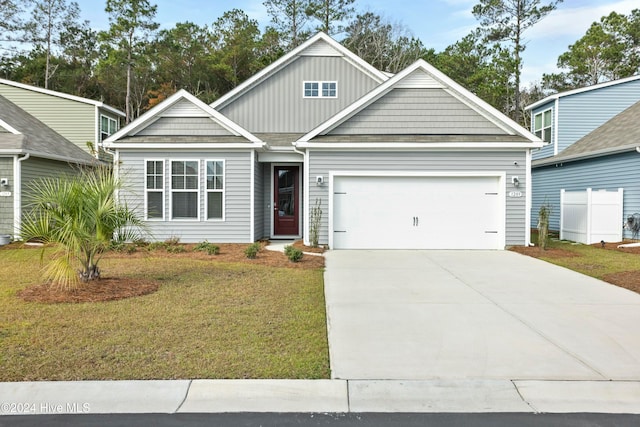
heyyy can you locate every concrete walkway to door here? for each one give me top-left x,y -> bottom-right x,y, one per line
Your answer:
324,250 -> 640,381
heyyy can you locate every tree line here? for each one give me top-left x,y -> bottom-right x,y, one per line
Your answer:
1,0 -> 639,126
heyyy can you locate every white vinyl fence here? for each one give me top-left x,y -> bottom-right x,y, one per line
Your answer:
560,188 -> 624,244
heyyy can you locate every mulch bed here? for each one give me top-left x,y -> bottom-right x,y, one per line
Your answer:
107,241 -> 325,269
602,271 -> 640,294
17,278 -> 159,304
13,241 -> 324,304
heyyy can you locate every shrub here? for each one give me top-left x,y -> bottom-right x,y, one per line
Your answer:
309,198 -> 322,248
166,244 -> 186,254
285,245 -> 303,262
194,241 -> 220,255
245,242 -> 261,259
147,241 -> 167,251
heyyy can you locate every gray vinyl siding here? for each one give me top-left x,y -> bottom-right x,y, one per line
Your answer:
137,117 -> 233,136
308,150 -> 528,248
0,83 -> 97,154
219,56 -> 379,133
21,157 -> 76,211
0,157 -> 14,235
531,151 -> 640,239
262,165 -> 271,238
331,89 -> 507,135
253,157 -> 265,241
531,101 -> 555,160
118,150 -> 252,243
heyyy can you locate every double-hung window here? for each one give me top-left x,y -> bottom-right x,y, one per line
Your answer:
145,160 -> 164,220
534,109 -> 552,143
100,115 -> 118,141
206,160 -> 224,220
303,81 -> 337,98
171,160 -> 199,219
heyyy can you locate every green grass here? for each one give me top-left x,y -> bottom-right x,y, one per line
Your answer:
528,232 -> 640,280
0,247 -> 329,381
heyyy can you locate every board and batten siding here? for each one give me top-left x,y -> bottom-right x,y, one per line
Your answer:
531,151 -> 640,239
0,157 -> 14,233
331,89 -> 507,135
0,83 -> 98,154
118,150 -> 253,243
219,56 -> 379,133
308,150 -> 528,247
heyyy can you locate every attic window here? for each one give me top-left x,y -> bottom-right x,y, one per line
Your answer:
304,81 -> 337,98
533,109 -> 552,143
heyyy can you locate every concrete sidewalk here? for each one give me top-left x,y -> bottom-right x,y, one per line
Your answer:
2,379 -> 640,415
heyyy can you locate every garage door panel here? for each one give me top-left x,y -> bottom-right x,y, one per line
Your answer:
332,175 -> 502,249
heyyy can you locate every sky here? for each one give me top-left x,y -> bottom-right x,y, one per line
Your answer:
75,0 -> 639,86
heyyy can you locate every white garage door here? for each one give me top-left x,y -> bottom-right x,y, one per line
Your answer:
332,175 -> 503,249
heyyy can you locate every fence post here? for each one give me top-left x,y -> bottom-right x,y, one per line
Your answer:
586,188 -> 592,244
560,189 -> 565,241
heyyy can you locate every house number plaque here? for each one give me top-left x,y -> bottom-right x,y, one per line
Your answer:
0,191 -> 11,197
508,191 -> 523,198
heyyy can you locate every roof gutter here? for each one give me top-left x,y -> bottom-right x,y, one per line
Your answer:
533,144 -> 640,167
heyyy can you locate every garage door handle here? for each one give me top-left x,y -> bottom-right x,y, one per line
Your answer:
413,216 -> 419,226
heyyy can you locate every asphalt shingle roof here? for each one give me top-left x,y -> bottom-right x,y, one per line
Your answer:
0,95 -> 96,164
533,100 -> 640,166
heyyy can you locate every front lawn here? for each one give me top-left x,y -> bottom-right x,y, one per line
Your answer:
511,233 -> 640,294
0,245 -> 329,381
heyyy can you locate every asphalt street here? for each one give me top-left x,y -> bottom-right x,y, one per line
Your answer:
2,413 -> 640,427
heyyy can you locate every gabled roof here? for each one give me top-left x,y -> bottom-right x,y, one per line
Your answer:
210,32 -> 389,110
0,95 -> 97,164
297,60 -> 542,147
104,90 -> 263,148
525,74 -> 640,111
533,100 -> 640,167
0,78 -> 125,117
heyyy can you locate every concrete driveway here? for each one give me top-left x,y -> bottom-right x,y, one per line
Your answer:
324,250 -> 640,380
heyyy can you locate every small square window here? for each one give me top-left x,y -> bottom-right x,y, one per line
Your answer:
322,82 -> 336,97
304,82 -> 319,97
304,81 -> 337,98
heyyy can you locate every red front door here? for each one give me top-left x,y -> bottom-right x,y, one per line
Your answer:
274,165 -> 299,236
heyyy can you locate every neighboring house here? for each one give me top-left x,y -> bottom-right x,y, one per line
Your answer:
526,76 -> 640,236
104,33 -> 542,249
0,95 -> 98,240
0,78 -> 125,158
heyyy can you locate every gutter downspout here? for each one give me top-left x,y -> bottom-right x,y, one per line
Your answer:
292,144 -> 309,245
13,153 -> 30,241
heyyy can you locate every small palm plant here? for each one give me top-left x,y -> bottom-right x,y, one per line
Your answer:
21,167 -> 144,289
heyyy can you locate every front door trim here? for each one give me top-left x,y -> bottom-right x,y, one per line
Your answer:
271,163 -> 302,238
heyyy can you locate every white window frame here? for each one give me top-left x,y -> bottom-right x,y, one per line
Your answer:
100,114 -> 118,141
205,159 -> 225,221
170,159 -> 200,221
303,81 -> 338,98
144,159 -> 165,221
533,108 -> 552,143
